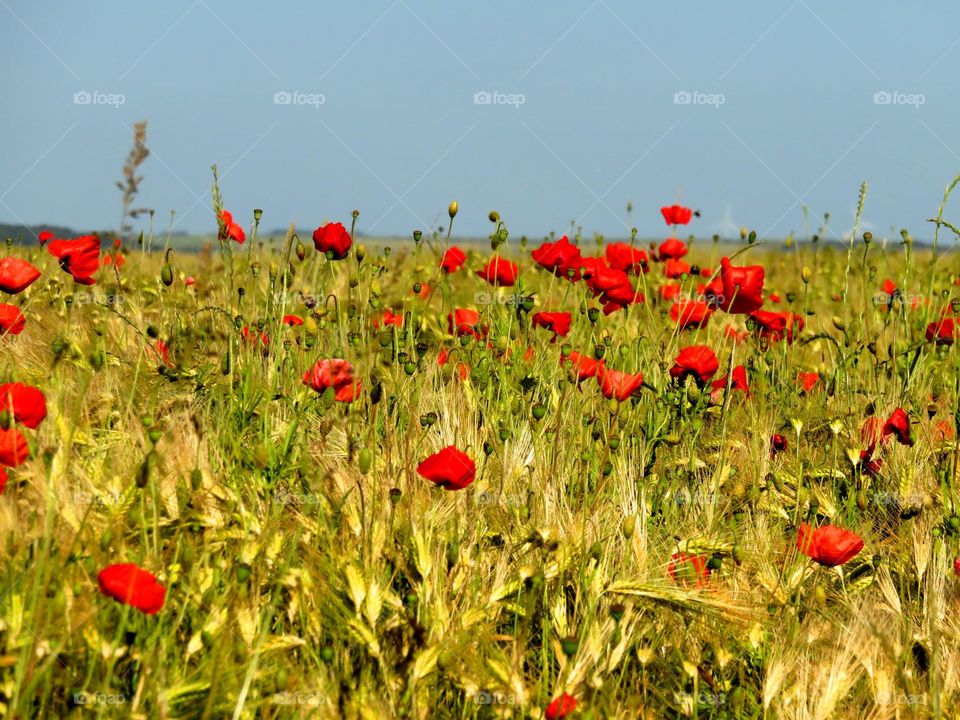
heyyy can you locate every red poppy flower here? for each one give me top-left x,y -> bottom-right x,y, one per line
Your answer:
531,236 -> 582,280
670,300 -> 713,329
48,235 -> 100,285
860,416 -> 883,445
797,524 -> 864,567
926,318 -> 955,345
302,359 -> 362,402
661,205 -> 694,226
663,258 -> 691,279
880,278 -> 897,298
882,407 -> 912,446
545,693 -> 577,720
312,222 -> 352,260
184,276 -> 196,287
218,210 -> 246,244
768,293 -> 781,304
954,557 -> 960,577
0,304 -> 26,336
797,372 -> 819,393
770,434 -> 788,455
97,563 -> 166,615
750,310 -> 803,343
0,257 -> 41,295
718,257 -> 765,314
374,310 -> 403,329
532,312 -> 572,339
476,256 -> 519,287
0,383 -> 47,429
710,365 -> 749,398
440,246 -> 466,273
241,326 -> 269,348
561,351 -> 603,381
597,365 -> 644,401
858,444 -> 883,476
0,467 -> 6,494
416,445 -> 476,490
605,243 -> 649,274
669,345 -> 719,385
659,283 -> 682,302
724,324 -> 748,343
657,237 -> 688,260
668,552 -> 710,587
152,340 -> 173,369
411,282 -> 431,298
282,315 -> 304,327
38,230 -> 54,245
448,308 -> 481,337
0,427 -> 29,467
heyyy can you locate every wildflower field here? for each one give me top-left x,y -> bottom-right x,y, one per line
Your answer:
4,176 -> 960,718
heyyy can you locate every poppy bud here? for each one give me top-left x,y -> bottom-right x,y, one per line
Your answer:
320,647 -> 334,663
560,636 -> 579,657
863,231 -> 872,245
589,541 -> 602,561
448,201 -> 458,219
358,448 -> 372,474
593,345 -> 605,360
587,307 -> 599,323
832,316 -> 845,331
295,238 -> 306,261
190,468 -> 202,490
621,514 -> 636,538
253,444 -> 270,469
739,227 -> 748,240
355,244 -> 366,262
801,266 -> 813,284
403,362 -> 416,376
532,405 -> 546,420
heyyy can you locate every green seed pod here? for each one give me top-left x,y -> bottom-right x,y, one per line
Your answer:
358,448 -> 372,474
532,405 -> 546,420
561,636 -> 579,657
236,564 -> 251,582
621,514 -> 636,538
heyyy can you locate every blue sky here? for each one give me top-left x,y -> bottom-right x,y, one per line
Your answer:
1,1 -> 959,241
